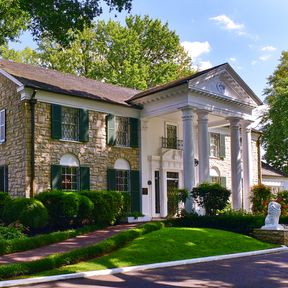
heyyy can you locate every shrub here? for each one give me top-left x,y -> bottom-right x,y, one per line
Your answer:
168,188 -> 189,217
191,182 -> 231,216
80,191 -> 125,226
0,224 -> 26,241
0,192 -> 11,220
36,191 -> 94,229
2,198 -> 48,230
276,190 -> 288,215
250,184 -> 273,215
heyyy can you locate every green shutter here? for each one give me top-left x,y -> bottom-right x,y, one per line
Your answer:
220,177 -> 226,188
80,166 -> 90,190
106,114 -> 116,146
107,169 -> 116,190
51,165 -> 62,190
0,166 -> 8,192
129,118 -> 139,148
79,109 -> 89,142
219,134 -> 226,158
51,104 -> 62,139
4,166 -> 8,192
130,170 -> 141,212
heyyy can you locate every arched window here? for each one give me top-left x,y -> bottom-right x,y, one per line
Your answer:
60,154 -> 80,191
114,159 -> 130,192
210,167 -> 226,187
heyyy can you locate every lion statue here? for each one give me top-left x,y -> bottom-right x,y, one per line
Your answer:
261,201 -> 284,230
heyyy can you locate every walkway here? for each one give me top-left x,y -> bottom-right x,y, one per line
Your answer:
0,223 -> 138,264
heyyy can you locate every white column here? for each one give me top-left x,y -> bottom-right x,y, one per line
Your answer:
159,163 -> 167,218
197,110 -> 210,183
241,120 -> 253,211
182,107 -> 195,213
228,117 -> 242,210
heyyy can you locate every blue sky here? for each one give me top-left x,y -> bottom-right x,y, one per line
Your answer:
10,0 -> 288,100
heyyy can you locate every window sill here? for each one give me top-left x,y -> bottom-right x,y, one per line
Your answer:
59,139 -> 82,144
209,156 -> 225,160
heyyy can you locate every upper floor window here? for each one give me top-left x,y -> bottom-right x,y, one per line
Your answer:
106,114 -> 139,148
116,116 -> 130,147
166,124 -> 177,149
0,109 -> 6,143
62,107 -> 79,141
209,133 -> 226,158
51,104 -> 89,142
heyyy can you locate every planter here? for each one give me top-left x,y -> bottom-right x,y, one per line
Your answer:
127,215 -> 152,223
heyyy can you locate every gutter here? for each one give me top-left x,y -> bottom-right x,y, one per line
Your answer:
256,134 -> 262,184
29,90 -> 37,197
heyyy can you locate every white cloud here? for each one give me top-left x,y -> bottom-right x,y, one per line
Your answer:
229,57 -> 237,62
181,41 -> 211,59
210,15 -> 245,34
251,60 -> 258,66
259,54 -> 272,61
261,46 -> 276,52
197,61 -> 213,71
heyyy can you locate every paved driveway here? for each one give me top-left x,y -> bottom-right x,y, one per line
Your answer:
13,251 -> 288,288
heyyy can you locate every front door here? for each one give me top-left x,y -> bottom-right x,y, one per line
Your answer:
167,172 -> 179,216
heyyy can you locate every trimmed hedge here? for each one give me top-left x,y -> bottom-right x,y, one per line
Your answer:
80,191 -> 125,225
0,192 -> 11,219
166,214 -> 288,235
3,198 -> 48,230
0,224 -> 100,256
0,222 -> 164,280
35,191 -> 94,229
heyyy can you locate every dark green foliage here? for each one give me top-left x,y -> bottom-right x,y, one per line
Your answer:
168,188 -> 189,217
191,182 -> 231,216
0,192 -> 11,219
276,190 -> 288,215
35,191 -> 94,229
0,225 -> 26,241
0,224 -> 99,256
80,190 -> 124,225
2,198 -> 48,230
0,222 -> 164,280
250,184 -> 273,215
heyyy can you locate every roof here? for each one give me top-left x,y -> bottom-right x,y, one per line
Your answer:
0,59 -> 139,107
128,63 -> 263,106
262,161 -> 288,178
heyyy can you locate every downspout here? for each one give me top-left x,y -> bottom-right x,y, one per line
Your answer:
256,134 -> 262,185
29,90 -> 37,198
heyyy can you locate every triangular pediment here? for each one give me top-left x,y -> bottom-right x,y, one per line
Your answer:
188,64 -> 261,106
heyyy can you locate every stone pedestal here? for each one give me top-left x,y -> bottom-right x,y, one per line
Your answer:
253,229 -> 288,245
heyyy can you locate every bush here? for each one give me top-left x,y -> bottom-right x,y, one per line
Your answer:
250,184 -> 273,215
36,191 -> 94,229
276,190 -> 288,215
2,198 -> 48,230
0,192 -> 11,220
80,191 -> 125,226
0,224 -> 26,241
168,188 -> 189,217
191,182 -> 231,216
0,222 -> 164,280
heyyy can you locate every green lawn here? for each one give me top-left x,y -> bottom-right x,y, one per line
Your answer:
36,227 -> 277,276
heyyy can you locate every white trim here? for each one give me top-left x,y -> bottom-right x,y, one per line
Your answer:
0,69 -> 23,87
0,109 -> 5,143
1,246 -> 287,287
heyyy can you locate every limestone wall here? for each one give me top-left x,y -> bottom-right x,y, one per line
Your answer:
34,102 -> 139,193
0,75 -> 29,197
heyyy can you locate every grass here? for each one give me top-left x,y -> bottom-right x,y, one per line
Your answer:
36,227 -> 277,276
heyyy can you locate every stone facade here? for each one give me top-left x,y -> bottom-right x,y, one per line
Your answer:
0,75 -> 30,197
253,228 -> 288,245
33,102 -> 139,193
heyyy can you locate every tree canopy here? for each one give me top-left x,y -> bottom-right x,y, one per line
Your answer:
0,0 -> 132,45
262,51 -> 288,172
1,15 -> 194,90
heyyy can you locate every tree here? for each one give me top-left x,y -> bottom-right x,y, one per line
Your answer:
0,0 -> 132,45
262,51 -> 288,172
1,16 -> 194,90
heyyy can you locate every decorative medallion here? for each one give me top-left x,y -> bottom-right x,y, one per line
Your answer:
216,81 -> 226,94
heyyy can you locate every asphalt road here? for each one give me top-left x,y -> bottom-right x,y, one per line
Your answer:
14,251 -> 288,288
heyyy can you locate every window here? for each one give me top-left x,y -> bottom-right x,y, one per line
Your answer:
116,116 -> 130,147
166,124 -> 177,149
0,165 -> 8,192
209,133 -> 226,158
116,170 -> 129,192
106,114 -> 139,148
210,167 -> 226,187
51,154 -> 90,191
51,104 -> 89,142
210,133 -> 220,157
0,109 -> 5,143
62,107 -> 79,141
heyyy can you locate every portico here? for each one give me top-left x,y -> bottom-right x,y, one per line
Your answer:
128,63 -> 262,217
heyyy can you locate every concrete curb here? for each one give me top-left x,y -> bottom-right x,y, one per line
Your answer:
1,246 -> 287,287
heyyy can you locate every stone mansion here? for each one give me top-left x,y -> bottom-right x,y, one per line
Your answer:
0,59 -> 262,217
